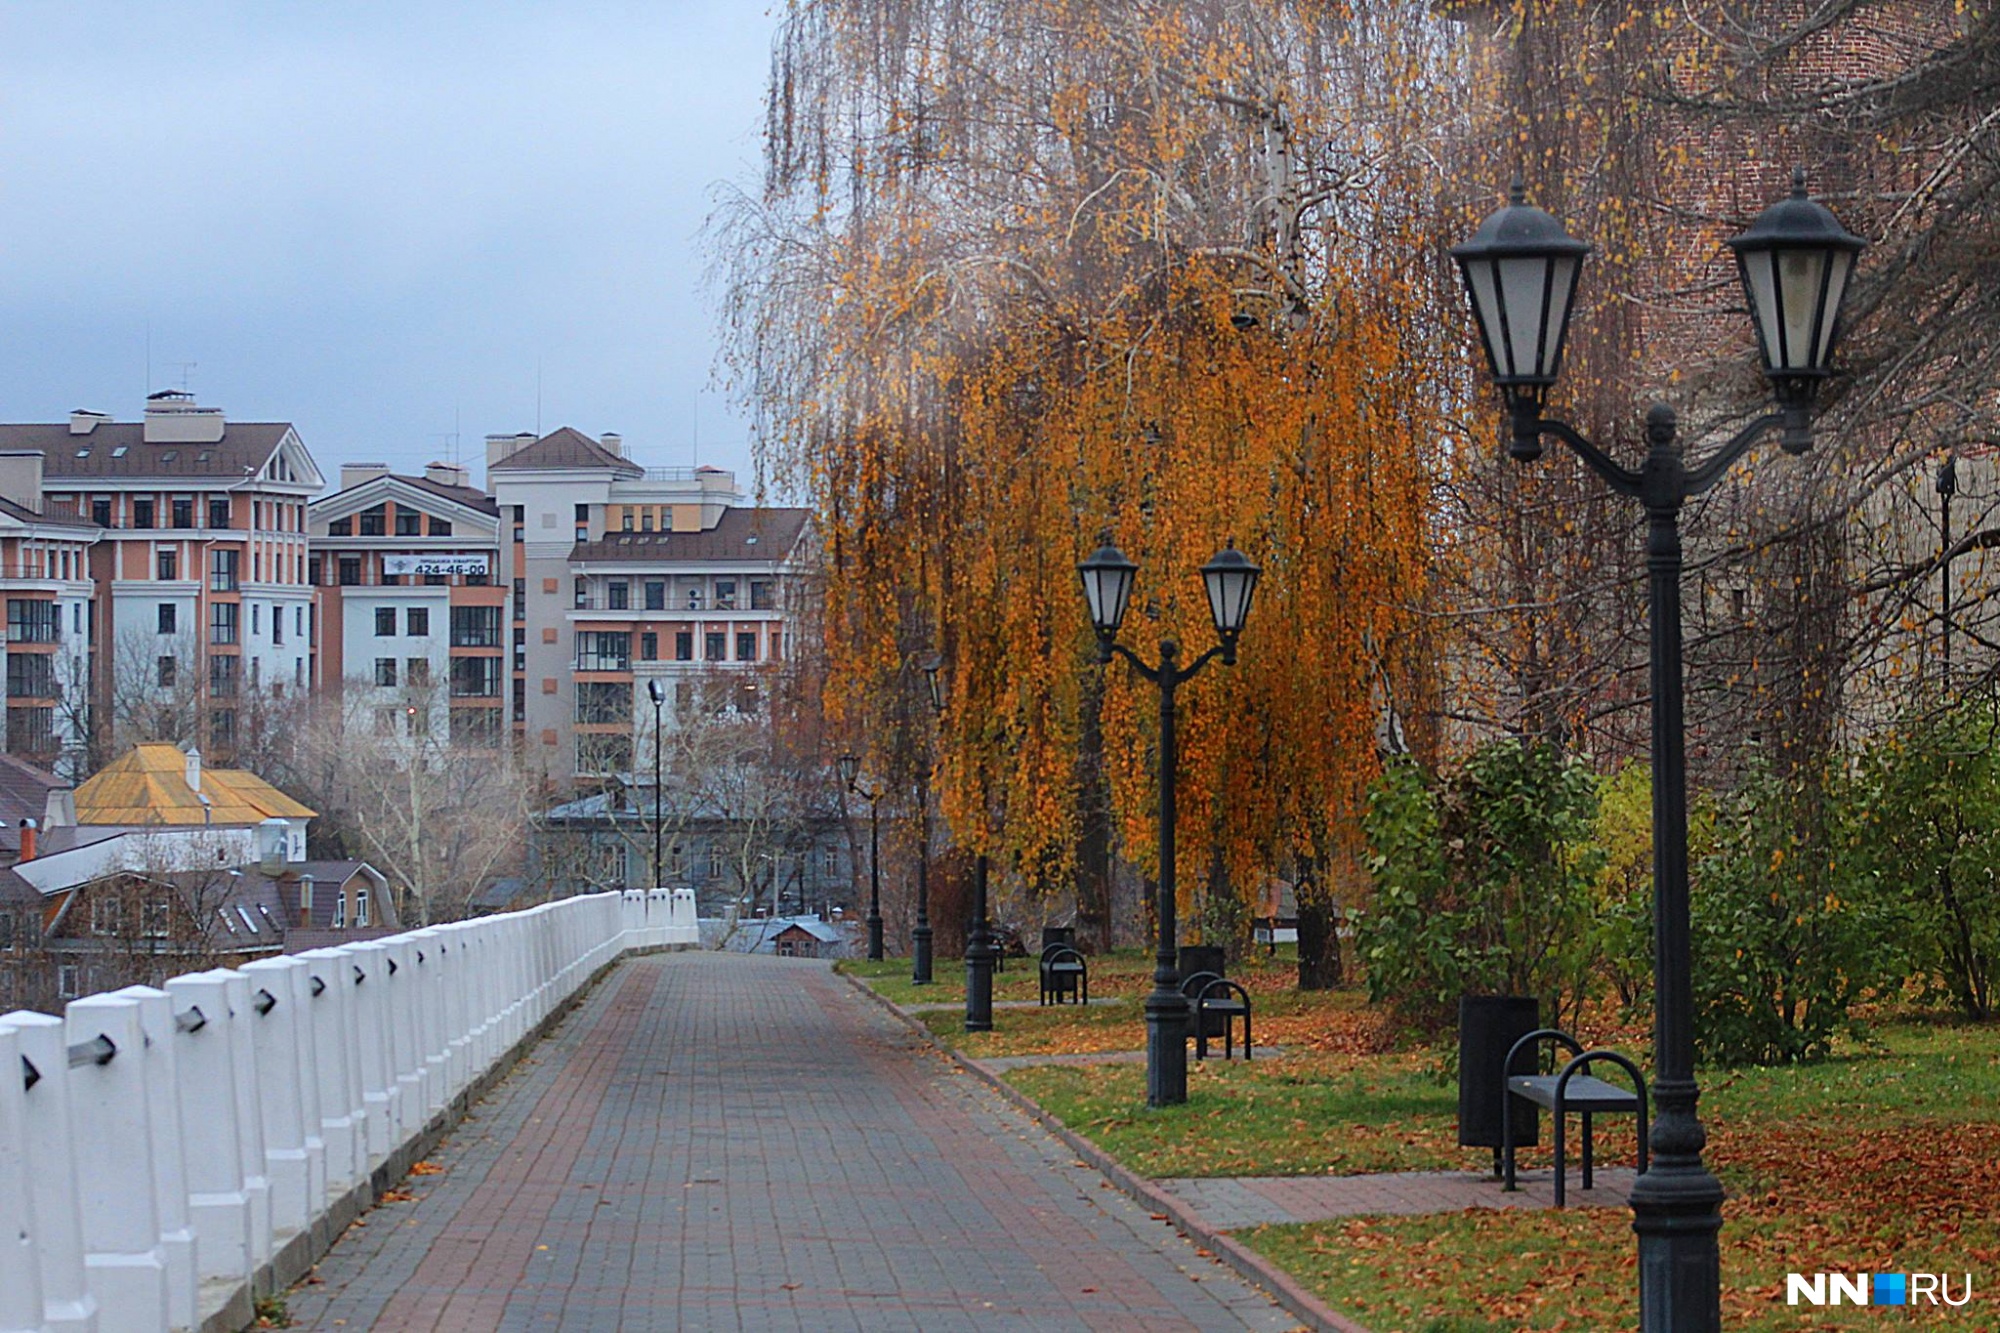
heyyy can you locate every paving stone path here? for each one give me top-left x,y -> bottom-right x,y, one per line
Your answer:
285,953 -> 1303,1332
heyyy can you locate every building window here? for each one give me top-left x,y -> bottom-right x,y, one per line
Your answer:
575,631 -> 631,672
250,604 -> 262,637
575,732 -> 634,776
704,632 -> 726,662
641,510 -> 655,532
172,498 -> 193,529
130,498 -> 154,529
209,498 -> 231,529
210,708 -> 235,750
449,656 -> 501,698
359,505 -> 386,536
640,632 -> 658,661
273,608 -> 284,645
574,503 -> 589,523
308,556 -> 323,585
574,578 -> 589,609
338,556 -> 360,586
396,509 -> 422,536
156,549 -> 178,580
210,653 -> 240,697
210,603 -> 239,645
429,516 -> 452,536
406,607 -> 429,636
210,549 -> 239,592
453,705 -> 502,746
737,632 -> 758,662
643,580 -> 665,611
5,654 -> 53,698
512,506 -> 524,543
328,517 -> 352,537
512,578 -> 526,619
355,888 -> 370,927
608,581 -> 629,610
715,579 -> 737,610
375,658 -> 398,687
92,499 -> 111,527
331,891 -> 346,929
750,580 -> 775,611
375,607 -> 397,636
158,656 -> 176,687
621,511 -> 634,532
4,601 -> 57,645
675,631 -> 693,662
405,657 -> 429,687
575,680 -> 632,723
512,677 -> 525,722
450,605 -> 501,647
708,846 -> 723,880
5,706 -> 53,759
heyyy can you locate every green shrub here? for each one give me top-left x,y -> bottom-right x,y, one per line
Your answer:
1359,739 -> 1604,1036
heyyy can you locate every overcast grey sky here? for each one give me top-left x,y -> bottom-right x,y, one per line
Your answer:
0,2 -> 778,490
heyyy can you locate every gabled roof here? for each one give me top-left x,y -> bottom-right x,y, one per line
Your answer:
568,507 -> 813,564
310,470 -> 501,520
73,743 -> 315,826
0,421 -> 298,481
399,473 -> 501,514
487,426 -> 643,476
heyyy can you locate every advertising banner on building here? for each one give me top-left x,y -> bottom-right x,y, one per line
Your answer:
381,554 -> 490,578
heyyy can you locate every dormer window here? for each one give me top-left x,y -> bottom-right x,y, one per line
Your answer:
75,448 -> 90,458
112,446 -> 128,459
160,450 -> 178,464
236,904 -> 258,934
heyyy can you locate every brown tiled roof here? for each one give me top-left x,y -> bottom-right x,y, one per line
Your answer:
0,421 -> 292,480
0,495 -> 99,530
569,507 -> 813,564
397,474 -> 500,514
487,426 -> 642,475
0,753 -> 61,859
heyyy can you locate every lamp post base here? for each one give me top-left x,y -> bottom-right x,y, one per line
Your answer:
912,923 -> 934,985
964,937 -> 994,1032
866,911 -> 884,962
1144,988 -> 1189,1107
1631,1161 -> 1725,1332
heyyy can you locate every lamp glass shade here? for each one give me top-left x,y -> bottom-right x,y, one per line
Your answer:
1450,184 -> 1591,388
923,662 -> 945,713
837,753 -> 859,789
647,677 -> 666,705
1077,538 -> 1138,636
1727,171 -> 1865,379
1200,541 -> 1260,638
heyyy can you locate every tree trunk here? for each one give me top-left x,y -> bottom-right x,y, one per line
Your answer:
1295,866 -> 1343,990
1075,669 -> 1113,952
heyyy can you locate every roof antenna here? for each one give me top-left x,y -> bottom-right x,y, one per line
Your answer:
536,358 -> 543,435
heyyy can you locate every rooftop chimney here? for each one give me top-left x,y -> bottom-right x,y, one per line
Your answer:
142,390 -> 226,444
423,460 -> 471,488
341,462 -> 392,490
485,431 -> 540,468
42,787 -> 75,830
601,432 -> 624,457
0,451 -> 45,513
17,818 -> 36,863
68,409 -> 109,435
185,745 -> 202,793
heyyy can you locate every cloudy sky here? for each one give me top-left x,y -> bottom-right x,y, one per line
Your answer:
0,2 -> 779,489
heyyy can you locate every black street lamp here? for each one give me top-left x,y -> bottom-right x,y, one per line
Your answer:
913,656 -> 945,985
1452,169 -> 1863,1333
1078,534 -> 1260,1108
1938,452 -> 1957,685
964,853 -> 994,1032
647,678 -> 667,899
839,752 -> 885,961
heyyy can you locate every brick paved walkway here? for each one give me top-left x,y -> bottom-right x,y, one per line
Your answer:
1158,1168 -> 1639,1230
285,954 -> 1303,1332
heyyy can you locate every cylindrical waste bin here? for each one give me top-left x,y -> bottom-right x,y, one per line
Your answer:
1457,995 -> 1541,1165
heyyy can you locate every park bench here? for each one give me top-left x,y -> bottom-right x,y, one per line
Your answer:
1177,947 -> 1252,1060
1038,944 -> 1088,1005
1500,1028 -> 1649,1207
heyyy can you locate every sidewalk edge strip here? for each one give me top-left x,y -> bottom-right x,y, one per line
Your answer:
837,970 -> 1373,1333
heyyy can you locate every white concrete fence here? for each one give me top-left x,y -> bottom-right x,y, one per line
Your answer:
0,887 -> 697,1333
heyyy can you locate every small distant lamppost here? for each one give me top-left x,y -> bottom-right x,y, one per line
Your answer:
1451,169 -> 1863,1333
964,852 -> 995,1032
913,657 -> 945,985
1938,451 -> 1958,684
838,753 -> 884,961
648,679 -> 667,897
1077,535 -> 1260,1108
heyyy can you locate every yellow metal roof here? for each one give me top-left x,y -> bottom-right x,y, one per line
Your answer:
73,743 -> 316,826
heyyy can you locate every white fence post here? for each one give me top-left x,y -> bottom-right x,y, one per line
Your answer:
109,987 -> 198,1331
161,970 -> 253,1293
345,941 -> 396,1165
217,973 -> 271,1274
64,994 -> 168,1332
0,1021 -> 45,1333
235,958 -> 313,1244
294,950 -> 361,1200
4,1011 -> 99,1333
380,938 -> 426,1137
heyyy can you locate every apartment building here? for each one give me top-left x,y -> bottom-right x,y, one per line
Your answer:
0,455 -> 99,775
305,462 -> 506,747
0,393 -> 323,763
482,428 -> 812,783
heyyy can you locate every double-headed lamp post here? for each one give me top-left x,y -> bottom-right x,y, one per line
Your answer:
1451,169 -> 1863,1333
913,658 -> 945,985
1077,536 -> 1260,1108
838,752 -> 885,961
648,679 -> 667,903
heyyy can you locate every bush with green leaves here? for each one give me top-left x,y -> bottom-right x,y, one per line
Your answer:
1592,761 -> 1656,1015
1691,765 -> 1894,1065
1359,739 -> 1604,1037
1842,696 -> 2000,1021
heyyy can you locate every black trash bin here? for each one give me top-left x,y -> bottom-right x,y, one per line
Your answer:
1042,925 -> 1077,952
1457,995 -> 1541,1169
1178,944 -> 1225,984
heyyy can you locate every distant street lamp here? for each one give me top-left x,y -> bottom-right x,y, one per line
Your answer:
1077,534 -> 1260,1107
838,753 -> 884,961
1938,452 -> 1958,684
913,656 -> 945,985
1451,169 -> 1863,1333
648,678 -> 667,900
